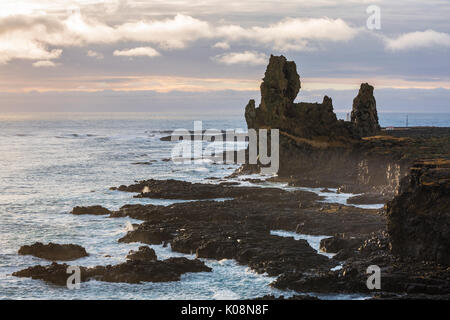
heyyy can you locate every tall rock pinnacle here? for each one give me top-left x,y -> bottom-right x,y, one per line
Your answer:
351,83 -> 381,137
244,55 -> 358,141
245,55 -> 300,130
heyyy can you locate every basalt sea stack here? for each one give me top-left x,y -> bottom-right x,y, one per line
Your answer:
240,55 -> 449,197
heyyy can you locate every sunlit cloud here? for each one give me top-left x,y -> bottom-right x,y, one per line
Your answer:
213,42 -> 230,50
0,34 -> 62,64
213,51 -> 268,65
385,29 -> 450,51
87,50 -> 104,59
113,47 -> 160,58
217,17 -> 358,51
32,60 -> 58,67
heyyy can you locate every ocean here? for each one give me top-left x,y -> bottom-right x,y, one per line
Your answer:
0,112 -> 449,300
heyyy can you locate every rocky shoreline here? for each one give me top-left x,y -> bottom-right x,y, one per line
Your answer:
12,55 -> 449,299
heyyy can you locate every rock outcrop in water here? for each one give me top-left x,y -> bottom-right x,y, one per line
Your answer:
387,159 -> 450,265
72,205 -> 111,215
13,249 -> 211,285
126,246 -> 157,262
18,242 -> 88,261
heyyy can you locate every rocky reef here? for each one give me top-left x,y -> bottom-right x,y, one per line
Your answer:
13,247 -> 211,285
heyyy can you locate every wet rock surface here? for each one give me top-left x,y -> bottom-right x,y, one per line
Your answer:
18,242 -> 88,261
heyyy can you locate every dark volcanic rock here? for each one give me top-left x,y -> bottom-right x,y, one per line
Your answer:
387,159 -> 450,265
245,55 -> 356,142
351,83 -> 380,137
111,179 -> 233,199
126,246 -> 157,262
110,178 -> 320,202
12,262 -> 77,286
108,183 -> 387,278
72,205 -> 111,215
18,242 -> 88,261
84,258 -> 211,284
273,232 -> 450,296
237,55 -> 450,195
13,258 -> 211,286
245,55 -> 300,130
319,236 -> 363,254
119,227 -> 173,245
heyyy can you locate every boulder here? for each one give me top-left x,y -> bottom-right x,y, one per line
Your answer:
72,205 -> 111,215
319,236 -> 362,253
18,242 -> 88,261
126,246 -> 157,262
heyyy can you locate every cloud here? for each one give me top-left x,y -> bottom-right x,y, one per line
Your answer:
0,12 -> 358,64
213,51 -> 268,65
385,30 -> 450,51
32,60 -> 58,67
217,17 -> 358,51
0,35 -> 62,64
87,50 -> 104,59
115,14 -> 212,49
0,13 -> 210,64
113,47 -> 160,58
213,42 -> 230,49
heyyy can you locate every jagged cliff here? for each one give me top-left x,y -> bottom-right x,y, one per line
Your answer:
387,159 -> 450,265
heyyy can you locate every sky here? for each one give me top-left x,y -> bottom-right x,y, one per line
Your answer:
0,0 -> 449,113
